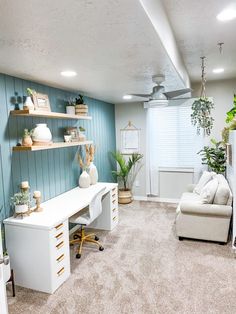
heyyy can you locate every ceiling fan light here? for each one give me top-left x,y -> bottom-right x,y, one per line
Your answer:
144,99 -> 168,108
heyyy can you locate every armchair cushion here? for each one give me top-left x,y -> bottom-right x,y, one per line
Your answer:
200,177 -> 218,204
193,171 -> 215,194
213,174 -> 231,205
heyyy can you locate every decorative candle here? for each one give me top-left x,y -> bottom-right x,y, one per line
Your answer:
33,191 -> 41,198
21,181 -> 29,189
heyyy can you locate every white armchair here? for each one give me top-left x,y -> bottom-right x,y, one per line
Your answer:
175,173 -> 233,244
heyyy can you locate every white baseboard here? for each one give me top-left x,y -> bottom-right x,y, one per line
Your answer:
133,195 -> 179,203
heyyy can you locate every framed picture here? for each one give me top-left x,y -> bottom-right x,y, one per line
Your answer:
121,121 -> 140,154
65,127 -> 79,142
226,144 -> 232,166
32,92 -> 51,112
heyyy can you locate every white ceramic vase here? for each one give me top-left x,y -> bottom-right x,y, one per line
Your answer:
79,170 -> 91,188
23,96 -> 34,110
89,162 -> 98,185
15,204 -> 28,214
32,123 -> 52,144
66,106 -> 75,115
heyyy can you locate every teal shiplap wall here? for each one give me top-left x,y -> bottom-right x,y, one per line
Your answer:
0,73 -> 116,221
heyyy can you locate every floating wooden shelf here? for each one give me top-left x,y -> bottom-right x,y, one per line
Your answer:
13,141 -> 93,152
10,110 -> 92,120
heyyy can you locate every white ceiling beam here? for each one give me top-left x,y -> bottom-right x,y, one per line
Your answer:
139,0 -> 190,88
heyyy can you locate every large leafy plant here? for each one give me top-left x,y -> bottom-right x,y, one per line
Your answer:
111,151 -> 143,190
198,139 -> 226,174
191,97 -> 214,136
226,94 -> 236,123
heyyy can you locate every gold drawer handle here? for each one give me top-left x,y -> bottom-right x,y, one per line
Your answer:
56,241 -> 64,250
57,267 -> 65,277
55,232 -> 63,240
112,208 -> 116,212
112,188 -> 116,192
56,254 -> 65,263
55,223 -> 63,231
113,216 -> 117,221
112,200 -> 116,204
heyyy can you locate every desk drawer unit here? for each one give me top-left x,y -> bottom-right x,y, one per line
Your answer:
111,187 -> 118,229
89,185 -> 119,231
5,220 -> 70,294
49,220 -> 70,293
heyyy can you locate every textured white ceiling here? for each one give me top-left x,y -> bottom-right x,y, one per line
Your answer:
162,0 -> 236,82
0,0 -> 185,104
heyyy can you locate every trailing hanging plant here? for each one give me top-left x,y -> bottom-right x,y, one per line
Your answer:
191,57 -> 214,136
198,139 -> 226,174
191,97 -> 214,136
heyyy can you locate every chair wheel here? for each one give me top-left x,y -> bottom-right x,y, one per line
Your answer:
99,246 -> 104,251
73,234 -> 80,240
95,235 -> 99,241
76,253 -> 81,259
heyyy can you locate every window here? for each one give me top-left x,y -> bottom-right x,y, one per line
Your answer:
146,102 -> 203,195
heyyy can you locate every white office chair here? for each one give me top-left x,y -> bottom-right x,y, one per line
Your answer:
69,187 -> 106,259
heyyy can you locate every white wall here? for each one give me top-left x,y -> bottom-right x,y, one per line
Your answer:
115,78 -> 236,198
115,102 -> 146,197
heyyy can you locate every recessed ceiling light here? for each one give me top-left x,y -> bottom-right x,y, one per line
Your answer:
212,68 -> 225,74
123,95 -> 132,100
217,8 -> 236,21
60,70 -> 77,77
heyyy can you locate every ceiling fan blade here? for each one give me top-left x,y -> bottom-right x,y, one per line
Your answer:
167,97 -> 192,100
163,88 -> 192,99
130,93 -> 151,98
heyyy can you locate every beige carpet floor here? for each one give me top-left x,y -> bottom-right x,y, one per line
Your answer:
7,201 -> 236,314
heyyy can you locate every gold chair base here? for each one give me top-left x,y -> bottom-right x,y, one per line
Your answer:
70,226 -> 104,258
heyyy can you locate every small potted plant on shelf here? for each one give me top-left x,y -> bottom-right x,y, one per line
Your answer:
110,151 -> 143,204
65,99 -> 76,115
11,191 -> 31,215
23,88 -> 35,111
79,126 -> 86,141
22,128 -> 33,147
75,94 -> 88,116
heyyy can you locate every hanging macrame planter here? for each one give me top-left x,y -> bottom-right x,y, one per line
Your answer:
191,57 -> 214,136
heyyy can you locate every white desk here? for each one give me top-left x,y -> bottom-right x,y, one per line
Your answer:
4,182 -> 118,294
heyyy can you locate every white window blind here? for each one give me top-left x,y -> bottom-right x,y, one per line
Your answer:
146,103 -> 203,195
148,105 -> 202,167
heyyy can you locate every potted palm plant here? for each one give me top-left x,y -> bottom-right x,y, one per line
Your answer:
111,151 -> 143,204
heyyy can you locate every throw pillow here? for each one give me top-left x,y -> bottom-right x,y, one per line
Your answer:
213,174 -> 231,205
200,178 -> 218,204
194,171 -> 215,195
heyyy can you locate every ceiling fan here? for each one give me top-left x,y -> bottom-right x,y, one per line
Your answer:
131,74 -> 192,107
